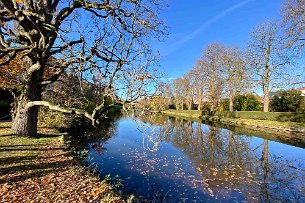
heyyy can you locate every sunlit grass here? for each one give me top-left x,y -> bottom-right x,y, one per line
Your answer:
0,122 -> 63,175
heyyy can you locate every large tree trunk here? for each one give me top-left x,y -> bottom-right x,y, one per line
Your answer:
11,100 -> 40,136
11,62 -> 43,137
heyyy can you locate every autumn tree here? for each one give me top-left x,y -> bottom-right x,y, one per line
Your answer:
0,0 -> 165,136
0,53 -> 27,91
247,21 -> 291,112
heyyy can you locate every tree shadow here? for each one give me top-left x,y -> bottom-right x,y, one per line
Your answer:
0,147 -> 64,152
0,157 -> 74,184
36,133 -> 63,138
0,155 -> 37,165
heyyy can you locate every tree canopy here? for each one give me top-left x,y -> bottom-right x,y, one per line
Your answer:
0,0 -> 166,136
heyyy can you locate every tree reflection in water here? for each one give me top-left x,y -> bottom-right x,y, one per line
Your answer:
135,115 -> 305,202
78,114 -> 305,202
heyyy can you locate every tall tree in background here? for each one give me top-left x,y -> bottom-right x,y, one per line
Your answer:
183,73 -> 195,110
200,43 -> 225,111
173,78 -> 186,110
0,0 -> 165,136
247,21 -> 291,112
190,61 -> 207,110
222,47 -> 248,111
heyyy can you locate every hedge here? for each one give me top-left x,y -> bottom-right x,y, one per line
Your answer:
205,111 -> 305,123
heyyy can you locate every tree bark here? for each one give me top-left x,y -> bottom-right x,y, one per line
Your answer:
263,87 -> 269,112
198,101 -> 201,110
11,62 -> 44,137
11,100 -> 40,136
229,94 -> 234,112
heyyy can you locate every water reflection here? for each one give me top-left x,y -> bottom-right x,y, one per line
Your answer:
84,114 -> 305,202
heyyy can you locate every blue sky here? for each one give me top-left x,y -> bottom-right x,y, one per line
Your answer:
155,0 -> 284,78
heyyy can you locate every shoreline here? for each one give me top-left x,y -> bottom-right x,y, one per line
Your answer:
0,122 -> 127,202
162,110 -> 305,139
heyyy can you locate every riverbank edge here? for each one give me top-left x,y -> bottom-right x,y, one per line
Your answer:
162,110 -> 305,136
0,121 -> 130,202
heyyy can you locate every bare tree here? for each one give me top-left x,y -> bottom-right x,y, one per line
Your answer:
183,73 -> 195,110
222,47 -> 248,111
185,64 -> 208,110
247,21 -> 291,112
173,78 -> 186,110
281,0 -> 305,50
199,43 -> 226,111
0,0 -> 165,136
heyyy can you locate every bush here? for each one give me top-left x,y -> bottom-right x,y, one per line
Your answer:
233,94 -> 261,111
270,89 -> 305,112
221,99 -> 230,111
38,108 -> 68,129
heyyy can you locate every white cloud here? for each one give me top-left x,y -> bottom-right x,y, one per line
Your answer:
164,0 -> 254,56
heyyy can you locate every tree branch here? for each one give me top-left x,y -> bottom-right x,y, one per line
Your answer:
25,100 -> 93,121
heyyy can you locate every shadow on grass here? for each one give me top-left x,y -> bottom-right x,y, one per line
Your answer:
36,133 -> 63,138
0,155 -> 37,165
0,168 -> 58,184
0,147 -> 64,152
0,144 -> 44,148
0,157 -> 74,184
0,134 -> 13,137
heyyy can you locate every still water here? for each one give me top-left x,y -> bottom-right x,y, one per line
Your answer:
83,114 -> 305,202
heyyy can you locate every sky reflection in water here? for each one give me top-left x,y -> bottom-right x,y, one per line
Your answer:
85,114 -> 305,202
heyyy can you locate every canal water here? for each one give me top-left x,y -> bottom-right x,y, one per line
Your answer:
83,114 -> 305,202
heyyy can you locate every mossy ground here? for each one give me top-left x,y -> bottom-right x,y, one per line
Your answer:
0,121 -> 128,202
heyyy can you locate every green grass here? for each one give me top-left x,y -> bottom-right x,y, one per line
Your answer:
163,110 -> 202,118
0,122 -> 64,178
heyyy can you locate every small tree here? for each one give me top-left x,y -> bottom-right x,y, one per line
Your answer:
270,89 -> 305,112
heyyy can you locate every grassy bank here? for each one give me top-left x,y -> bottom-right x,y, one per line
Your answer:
0,122 -> 127,202
162,110 -> 305,136
162,110 -> 202,119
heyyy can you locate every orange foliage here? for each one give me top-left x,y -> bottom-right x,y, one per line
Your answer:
0,54 -> 27,89
15,0 -> 25,3
0,54 -> 61,90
